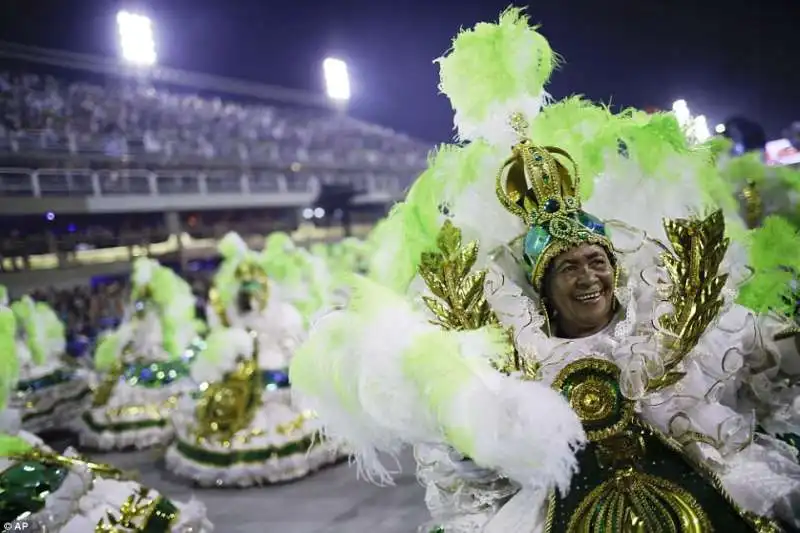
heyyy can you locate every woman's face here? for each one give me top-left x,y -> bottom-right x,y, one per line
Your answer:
545,243 -> 615,338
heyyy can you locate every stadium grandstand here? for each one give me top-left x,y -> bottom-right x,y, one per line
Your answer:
0,40 -> 430,296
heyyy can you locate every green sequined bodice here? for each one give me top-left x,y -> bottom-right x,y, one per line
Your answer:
547,358 -> 782,533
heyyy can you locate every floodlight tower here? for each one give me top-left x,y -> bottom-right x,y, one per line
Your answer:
323,57 -> 351,113
117,10 -> 157,66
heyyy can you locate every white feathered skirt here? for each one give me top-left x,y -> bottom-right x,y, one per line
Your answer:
165,383 -> 342,487
77,359 -> 197,451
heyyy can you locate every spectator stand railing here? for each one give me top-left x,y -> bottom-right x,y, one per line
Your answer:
0,166 -> 410,198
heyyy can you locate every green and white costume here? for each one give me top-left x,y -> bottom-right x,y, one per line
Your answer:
714,138 -> 800,229
166,232 -> 339,487
3,287 -> 90,434
262,232 -> 334,325
78,258 -> 204,451
291,9 -> 800,532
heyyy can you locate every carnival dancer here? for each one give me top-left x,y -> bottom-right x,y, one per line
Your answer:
714,137 -> 800,229
3,286 -> 90,434
78,258 -> 204,451
290,8 -> 800,532
0,300 -> 213,532
165,232 -> 339,487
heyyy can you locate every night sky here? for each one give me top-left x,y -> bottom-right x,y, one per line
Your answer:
0,0 -> 797,143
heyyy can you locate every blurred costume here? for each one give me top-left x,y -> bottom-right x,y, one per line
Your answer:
714,139 -> 800,229
78,258 -> 204,451
0,296 -> 212,532
2,286 -> 90,434
291,9 -> 800,533
322,237 -> 370,305
262,232 -> 333,325
166,233 -> 339,487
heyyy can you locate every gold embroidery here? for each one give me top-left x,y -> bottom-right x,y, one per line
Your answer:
551,358 -> 634,442
567,468 -> 711,532
546,358 -> 784,533
95,487 -> 177,532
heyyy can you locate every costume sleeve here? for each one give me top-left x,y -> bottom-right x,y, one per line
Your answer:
745,312 -> 800,436
637,303 -> 800,525
414,443 -> 521,532
289,276 -> 585,494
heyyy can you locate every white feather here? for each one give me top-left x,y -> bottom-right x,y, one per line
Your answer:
586,155 -> 707,244
455,92 -> 549,147
132,258 -> 155,288
191,329 -> 253,384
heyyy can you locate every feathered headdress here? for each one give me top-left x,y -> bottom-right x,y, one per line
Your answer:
213,232 -> 270,313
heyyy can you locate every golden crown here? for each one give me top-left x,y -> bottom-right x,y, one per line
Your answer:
496,113 -> 612,290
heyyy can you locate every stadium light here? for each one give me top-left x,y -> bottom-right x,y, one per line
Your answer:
672,99 -> 691,127
117,10 -> 157,66
693,115 -> 711,142
323,58 -> 350,101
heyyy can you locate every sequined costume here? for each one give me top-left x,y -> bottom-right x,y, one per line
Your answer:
78,258 -> 204,451
2,286 -> 90,434
165,232 -> 339,487
0,304 -> 213,533
290,9 -> 800,532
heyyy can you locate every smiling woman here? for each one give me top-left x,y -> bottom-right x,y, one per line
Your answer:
543,243 -> 616,339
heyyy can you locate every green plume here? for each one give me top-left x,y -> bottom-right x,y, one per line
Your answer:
738,216 -> 800,316
436,7 -> 558,135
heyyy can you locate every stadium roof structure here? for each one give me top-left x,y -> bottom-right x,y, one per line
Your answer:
0,40 -> 332,108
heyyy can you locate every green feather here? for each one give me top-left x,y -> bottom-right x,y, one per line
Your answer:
738,216 -> 800,315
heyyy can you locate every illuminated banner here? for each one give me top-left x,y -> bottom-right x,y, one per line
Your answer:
765,138 -> 800,166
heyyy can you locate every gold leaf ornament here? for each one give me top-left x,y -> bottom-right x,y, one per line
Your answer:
419,221 -> 491,331
650,210 -> 729,392
418,221 -> 539,379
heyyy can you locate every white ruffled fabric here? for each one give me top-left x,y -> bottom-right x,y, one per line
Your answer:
77,378 -> 194,450
167,388 -> 341,487
66,474 -> 212,533
13,360 -> 91,433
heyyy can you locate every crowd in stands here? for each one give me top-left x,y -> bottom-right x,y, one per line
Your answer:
28,271 -> 213,356
0,71 -> 429,169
